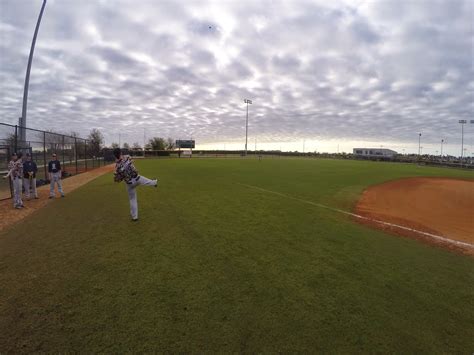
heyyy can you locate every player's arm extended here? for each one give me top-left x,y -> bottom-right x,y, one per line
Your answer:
3,168 -> 13,179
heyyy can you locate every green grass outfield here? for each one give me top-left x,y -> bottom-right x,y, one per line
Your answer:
1,158 -> 473,352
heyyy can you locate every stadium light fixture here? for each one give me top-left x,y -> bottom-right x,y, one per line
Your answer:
440,139 -> 444,158
244,99 -> 252,156
20,0 -> 47,144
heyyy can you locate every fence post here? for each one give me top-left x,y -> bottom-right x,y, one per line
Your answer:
14,125 -> 18,153
84,140 -> 87,171
75,137 -> 78,175
62,135 -> 65,174
43,131 -> 47,181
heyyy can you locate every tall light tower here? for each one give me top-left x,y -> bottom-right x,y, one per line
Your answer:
20,0 -> 47,143
459,120 -> 474,164
418,133 -> 422,158
244,99 -> 252,155
440,139 -> 444,158
459,120 -> 467,160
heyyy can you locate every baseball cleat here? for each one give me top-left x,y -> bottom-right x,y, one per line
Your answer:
132,218 -> 139,222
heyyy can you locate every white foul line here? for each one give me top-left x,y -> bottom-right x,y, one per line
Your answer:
238,183 -> 474,249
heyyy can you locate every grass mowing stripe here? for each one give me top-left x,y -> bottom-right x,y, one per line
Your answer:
238,182 -> 474,249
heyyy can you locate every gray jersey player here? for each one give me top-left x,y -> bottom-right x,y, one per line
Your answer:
113,148 -> 158,221
4,152 -> 24,209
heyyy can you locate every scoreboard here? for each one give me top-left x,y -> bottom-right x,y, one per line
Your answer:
176,140 -> 195,149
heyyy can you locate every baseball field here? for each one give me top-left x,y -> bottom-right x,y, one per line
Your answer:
0,158 -> 473,352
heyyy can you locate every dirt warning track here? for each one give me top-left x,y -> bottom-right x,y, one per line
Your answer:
355,177 -> 474,255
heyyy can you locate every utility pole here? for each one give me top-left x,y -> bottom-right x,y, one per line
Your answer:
459,120 -> 466,161
244,99 -> 252,155
418,133 -> 422,159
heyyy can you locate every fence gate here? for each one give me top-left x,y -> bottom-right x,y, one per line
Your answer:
0,146 -> 12,200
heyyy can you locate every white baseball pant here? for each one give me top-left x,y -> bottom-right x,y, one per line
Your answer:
12,177 -> 23,208
50,172 -> 64,197
23,176 -> 38,199
126,175 -> 157,219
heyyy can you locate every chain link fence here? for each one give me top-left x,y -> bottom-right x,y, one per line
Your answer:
0,123 -> 106,200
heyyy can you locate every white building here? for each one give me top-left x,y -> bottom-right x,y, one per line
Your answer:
353,148 -> 398,158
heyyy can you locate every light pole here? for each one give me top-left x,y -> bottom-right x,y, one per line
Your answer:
459,120 -> 467,160
20,0 -> 47,143
244,99 -> 252,155
440,139 -> 444,159
418,133 -> 422,158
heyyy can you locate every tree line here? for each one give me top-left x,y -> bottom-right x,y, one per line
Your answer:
4,128 -> 178,159
86,129 -> 177,153
109,137 -> 176,151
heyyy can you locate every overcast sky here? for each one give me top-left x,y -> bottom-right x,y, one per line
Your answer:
0,0 -> 473,154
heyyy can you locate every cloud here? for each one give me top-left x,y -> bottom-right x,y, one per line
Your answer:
0,0 -> 472,154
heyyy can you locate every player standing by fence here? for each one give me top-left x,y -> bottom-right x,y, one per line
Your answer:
48,153 -> 65,198
3,152 -> 24,209
113,148 -> 158,221
23,153 -> 38,200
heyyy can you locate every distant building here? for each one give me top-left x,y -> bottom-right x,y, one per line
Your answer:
353,148 -> 397,158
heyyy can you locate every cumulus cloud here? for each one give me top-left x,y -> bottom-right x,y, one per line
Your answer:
0,0 -> 472,154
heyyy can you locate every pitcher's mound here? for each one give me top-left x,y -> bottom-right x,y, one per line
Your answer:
355,177 -> 474,254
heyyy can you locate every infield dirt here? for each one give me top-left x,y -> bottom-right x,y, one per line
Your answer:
355,177 -> 474,254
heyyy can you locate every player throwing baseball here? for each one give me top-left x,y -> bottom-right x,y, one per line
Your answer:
113,148 -> 158,221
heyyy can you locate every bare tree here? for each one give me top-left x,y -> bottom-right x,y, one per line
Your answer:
2,133 -> 16,148
87,129 -> 104,157
166,137 -> 176,150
